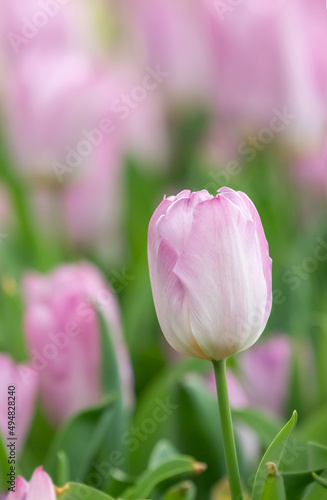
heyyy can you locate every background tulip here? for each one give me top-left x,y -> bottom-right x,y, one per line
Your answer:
148,188 -> 272,361
0,353 -> 38,454
23,262 -> 133,427
208,334 -> 291,416
128,0 -> 215,105
6,467 -> 56,500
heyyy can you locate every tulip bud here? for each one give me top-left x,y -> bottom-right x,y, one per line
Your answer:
6,467 -> 56,500
0,353 -> 38,454
22,262 -> 134,427
148,188 -> 272,361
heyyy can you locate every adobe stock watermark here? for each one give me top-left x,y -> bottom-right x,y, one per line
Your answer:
205,106 -> 296,191
65,397 -> 179,497
51,65 -> 169,183
18,274 -> 134,384
273,237 -> 327,306
7,0 -> 73,54
212,0 -> 286,22
212,0 -> 243,21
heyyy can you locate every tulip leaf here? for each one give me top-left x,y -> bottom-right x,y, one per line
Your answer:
162,481 -> 197,500
301,470 -> 327,500
174,377 -> 225,492
120,455 -> 206,499
312,472 -> 327,490
252,410 -> 298,500
56,482 -> 116,499
97,312 -> 121,399
96,311 -> 131,492
130,358 -> 208,474
45,394 -> 116,483
309,442 -> 327,471
148,440 -> 179,469
297,405 -> 327,447
278,443 -> 327,500
279,442 -> 327,475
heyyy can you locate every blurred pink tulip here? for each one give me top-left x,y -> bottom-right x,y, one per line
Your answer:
2,48 -> 169,251
204,0 -> 285,129
2,51 -> 126,253
208,335 -> 291,416
6,467 -> 56,500
0,0 -> 98,62
3,51 -> 120,179
239,334 -> 292,415
129,0 -> 215,104
204,0 -> 327,155
23,262 -> 134,427
0,354 -> 38,454
148,188 -> 272,361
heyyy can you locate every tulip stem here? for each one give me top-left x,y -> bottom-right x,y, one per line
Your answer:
213,359 -> 243,500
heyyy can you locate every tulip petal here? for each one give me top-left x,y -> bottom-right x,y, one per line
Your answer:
26,467 -> 56,500
157,191 -> 212,256
6,476 -> 28,500
175,195 -> 270,360
154,237 -> 208,359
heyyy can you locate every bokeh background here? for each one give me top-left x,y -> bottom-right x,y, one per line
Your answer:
0,1 -> 326,499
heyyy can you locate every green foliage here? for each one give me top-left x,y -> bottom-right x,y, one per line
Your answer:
252,411 -> 297,500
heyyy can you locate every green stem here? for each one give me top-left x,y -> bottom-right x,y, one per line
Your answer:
213,359 -> 243,500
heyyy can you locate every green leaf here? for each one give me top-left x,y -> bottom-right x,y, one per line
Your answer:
302,469 -> 327,500
252,411 -> 297,500
278,443 -> 327,500
148,440 -> 179,469
309,443 -> 327,471
56,482 -> 116,500
162,481 -> 197,500
279,442 -> 327,475
174,377 -> 224,492
121,456 -> 206,499
95,311 -> 130,492
130,358 -> 208,474
19,404 -> 55,477
312,472 -> 327,490
97,312 -> 121,399
297,405 -> 327,447
45,395 -> 116,482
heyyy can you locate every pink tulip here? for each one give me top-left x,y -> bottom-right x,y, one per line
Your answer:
239,334 -> 291,416
0,0 -> 96,61
208,335 -> 291,416
23,263 -> 134,427
204,0 -> 285,129
204,0 -> 327,154
2,48 -> 168,250
148,188 -> 272,361
3,51 -> 120,178
129,0 -> 215,104
6,467 -> 56,500
2,50 -> 127,252
0,354 -> 38,454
